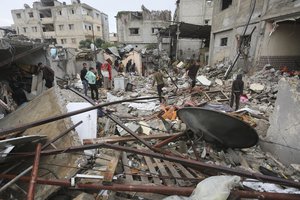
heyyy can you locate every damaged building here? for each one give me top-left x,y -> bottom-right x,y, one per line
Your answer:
172,0 -> 213,62
209,0 -> 300,72
0,0 -> 300,200
116,6 -> 172,51
11,0 -> 109,48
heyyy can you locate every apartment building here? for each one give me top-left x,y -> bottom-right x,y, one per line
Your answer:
116,6 -> 171,50
11,0 -> 109,48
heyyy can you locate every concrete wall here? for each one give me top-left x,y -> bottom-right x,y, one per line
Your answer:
261,78 -> 300,165
177,0 -> 213,25
260,22 -> 300,57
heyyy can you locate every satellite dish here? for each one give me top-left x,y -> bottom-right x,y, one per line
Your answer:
24,4 -> 30,8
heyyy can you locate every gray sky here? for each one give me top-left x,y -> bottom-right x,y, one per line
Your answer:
0,0 -> 176,32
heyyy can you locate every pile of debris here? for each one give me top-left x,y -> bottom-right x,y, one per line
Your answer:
0,56 -> 300,200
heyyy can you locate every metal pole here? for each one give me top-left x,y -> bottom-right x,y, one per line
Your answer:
175,23 -> 180,60
68,87 -> 157,151
27,143 -> 42,200
0,174 -> 299,199
10,143 -> 300,189
42,120 -> 83,149
0,96 -> 159,137
153,132 -> 185,148
0,122 -> 82,193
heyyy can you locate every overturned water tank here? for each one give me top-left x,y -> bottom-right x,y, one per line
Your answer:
177,107 -> 258,148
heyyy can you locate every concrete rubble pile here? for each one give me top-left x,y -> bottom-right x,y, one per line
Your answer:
0,52 -> 300,199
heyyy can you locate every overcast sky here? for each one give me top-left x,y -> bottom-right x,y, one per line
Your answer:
0,0 -> 176,32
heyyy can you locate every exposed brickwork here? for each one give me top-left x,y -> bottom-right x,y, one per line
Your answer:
258,56 -> 300,70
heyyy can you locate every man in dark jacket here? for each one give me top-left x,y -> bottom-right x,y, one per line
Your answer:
38,62 -> 54,88
230,74 -> 244,110
80,63 -> 88,96
187,59 -> 200,92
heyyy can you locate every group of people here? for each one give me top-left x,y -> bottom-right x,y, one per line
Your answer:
80,59 -> 113,102
152,58 -> 244,111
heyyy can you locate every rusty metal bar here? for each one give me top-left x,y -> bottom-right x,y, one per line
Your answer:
27,143 -> 42,200
104,112 -> 156,151
0,96 -> 159,137
83,133 -> 183,145
0,122 -> 82,193
0,174 -> 299,199
68,87 -> 157,151
154,132 -> 185,148
9,143 -> 300,189
42,121 -> 83,149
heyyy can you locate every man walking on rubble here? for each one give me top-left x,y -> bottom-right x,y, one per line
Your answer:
186,59 -> 200,92
38,62 -> 54,89
80,63 -> 88,96
152,67 -> 165,103
230,74 -> 244,110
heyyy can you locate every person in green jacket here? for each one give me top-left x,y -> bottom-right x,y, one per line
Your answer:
85,67 -> 98,101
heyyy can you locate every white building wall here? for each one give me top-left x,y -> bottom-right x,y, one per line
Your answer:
11,1 -> 108,49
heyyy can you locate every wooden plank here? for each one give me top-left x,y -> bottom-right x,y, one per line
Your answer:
163,161 -> 186,186
174,163 -> 195,179
144,156 -> 161,185
153,158 -> 174,186
103,151 -> 121,184
122,152 -> 133,182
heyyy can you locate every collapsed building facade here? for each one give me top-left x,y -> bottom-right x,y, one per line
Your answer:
209,0 -> 300,72
172,0 -> 214,62
11,0 -> 109,48
116,6 -> 172,51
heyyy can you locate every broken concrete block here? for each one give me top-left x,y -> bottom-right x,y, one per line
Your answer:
73,193 -> 95,200
215,78 -> 223,86
250,83 -> 265,92
139,121 -> 151,135
117,123 -> 141,136
197,75 -> 212,86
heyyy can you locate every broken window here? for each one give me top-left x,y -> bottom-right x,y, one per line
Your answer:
152,28 -> 161,34
59,25 -> 64,31
204,20 -> 210,25
28,12 -> 34,18
16,13 -> 21,19
61,38 -> 67,44
39,9 -> 52,18
129,28 -> 139,35
71,38 -> 76,44
71,9 -> 75,14
97,26 -> 101,31
42,24 -> 55,32
69,24 -> 74,30
89,26 -> 92,30
220,37 -> 228,46
32,26 -> 37,32
58,10 -> 62,15
23,27 -> 27,33
221,0 -> 232,10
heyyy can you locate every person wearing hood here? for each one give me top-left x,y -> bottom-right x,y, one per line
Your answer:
230,74 -> 244,110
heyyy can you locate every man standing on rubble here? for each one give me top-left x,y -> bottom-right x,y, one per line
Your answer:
187,59 -> 200,92
85,67 -> 99,101
38,62 -> 54,88
80,63 -> 88,96
230,74 -> 244,110
152,67 -> 165,103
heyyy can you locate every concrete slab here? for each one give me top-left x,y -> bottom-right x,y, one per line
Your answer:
0,87 -> 83,200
